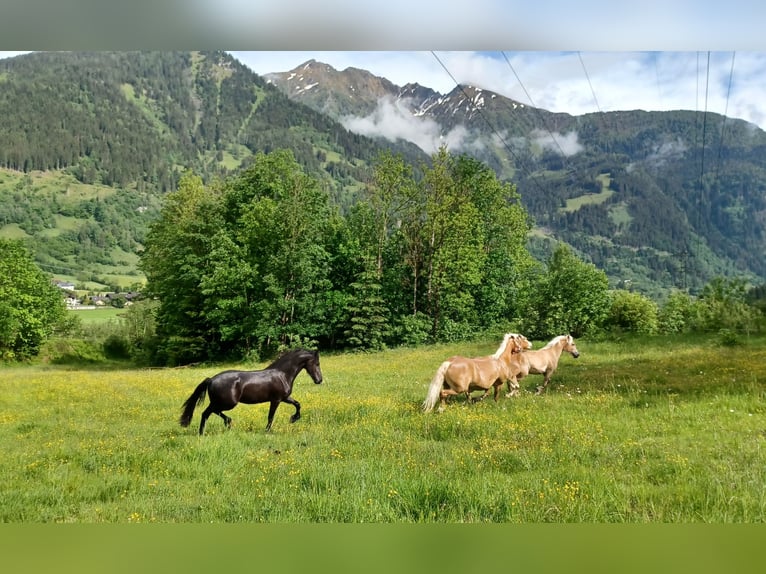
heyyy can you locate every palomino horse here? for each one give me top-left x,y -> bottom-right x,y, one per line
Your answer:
505,334 -> 579,396
422,333 -> 532,413
179,348 -> 323,435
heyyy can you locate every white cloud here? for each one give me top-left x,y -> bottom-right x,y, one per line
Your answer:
531,130 -> 583,157
340,96 -> 483,155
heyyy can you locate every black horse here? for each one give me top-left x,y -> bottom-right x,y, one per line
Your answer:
179,348 -> 323,435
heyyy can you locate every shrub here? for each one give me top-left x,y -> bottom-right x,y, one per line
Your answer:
390,312 -> 432,346
717,328 -> 741,347
658,290 -> 696,334
606,290 -> 659,334
102,334 -> 131,360
41,338 -> 105,364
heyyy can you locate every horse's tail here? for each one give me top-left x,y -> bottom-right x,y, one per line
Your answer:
422,361 -> 450,412
179,378 -> 211,427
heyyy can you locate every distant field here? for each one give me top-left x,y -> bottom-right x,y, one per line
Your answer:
0,223 -> 29,239
69,307 -> 126,324
561,174 -> 615,213
2,333 -> 765,523
0,167 -> 115,201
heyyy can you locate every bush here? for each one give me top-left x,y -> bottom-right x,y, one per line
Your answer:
434,318 -> 476,343
606,290 -> 658,334
717,328 -> 741,347
658,290 -> 696,334
390,312 -> 432,346
103,334 -> 131,360
41,338 -> 105,364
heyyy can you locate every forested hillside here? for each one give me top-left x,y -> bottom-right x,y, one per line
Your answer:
2,51 -> 766,298
0,51 -> 428,289
268,61 -> 766,298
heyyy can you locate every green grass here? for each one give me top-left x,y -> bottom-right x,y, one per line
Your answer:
559,172 -> 619,215
0,223 -> 30,239
68,307 -> 126,324
1,334 -> 765,523
608,201 -> 633,227
0,167 -> 115,202
561,184 -> 614,213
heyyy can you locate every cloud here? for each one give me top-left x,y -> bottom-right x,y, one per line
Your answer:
340,96 -> 482,155
530,129 -> 583,157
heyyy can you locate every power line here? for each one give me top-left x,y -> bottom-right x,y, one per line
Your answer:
713,52 -> 736,185
429,51 -> 517,159
577,52 -> 602,113
500,51 -> 570,160
429,51 -> 551,197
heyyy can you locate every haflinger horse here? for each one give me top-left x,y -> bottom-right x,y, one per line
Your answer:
179,348 -> 323,435
422,333 -> 532,413
505,334 -> 579,396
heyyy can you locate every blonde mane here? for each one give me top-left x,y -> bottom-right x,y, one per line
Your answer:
541,335 -> 568,349
492,333 -> 518,359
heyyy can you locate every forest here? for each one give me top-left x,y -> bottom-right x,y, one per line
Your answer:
5,147 -> 761,365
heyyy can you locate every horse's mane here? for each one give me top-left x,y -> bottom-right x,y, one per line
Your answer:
267,348 -> 313,369
492,333 -> 516,358
541,335 -> 567,349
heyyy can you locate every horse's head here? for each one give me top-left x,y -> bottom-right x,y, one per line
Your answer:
515,334 -> 532,352
496,333 -> 531,359
564,335 -> 580,358
305,349 -> 324,384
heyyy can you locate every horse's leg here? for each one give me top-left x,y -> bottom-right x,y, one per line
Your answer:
438,388 -> 460,412
217,411 -> 232,429
505,377 -> 520,398
283,397 -> 301,423
199,404 -> 214,435
474,386 -> 493,402
265,400 -> 280,432
536,372 -> 552,394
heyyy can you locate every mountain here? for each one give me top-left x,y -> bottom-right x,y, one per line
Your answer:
266,60 -> 766,298
0,51 -> 428,289
1,52 -> 765,298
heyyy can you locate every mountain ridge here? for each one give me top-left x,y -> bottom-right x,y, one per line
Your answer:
0,51 -> 764,298
265,59 -> 766,298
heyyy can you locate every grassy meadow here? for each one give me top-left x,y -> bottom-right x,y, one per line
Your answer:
1,333 -> 765,523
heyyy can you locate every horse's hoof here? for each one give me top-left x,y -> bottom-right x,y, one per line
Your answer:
290,415 -> 300,423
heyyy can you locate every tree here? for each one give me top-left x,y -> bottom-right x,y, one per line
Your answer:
228,150 -> 334,354
521,243 -> 610,338
452,154 -> 534,329
0,239 -> 67,360
693,276 -> 760,334
140,170 -> 225,364
605,289 -> 659,334
343,267 -> 389,350
657,289 -> 696,334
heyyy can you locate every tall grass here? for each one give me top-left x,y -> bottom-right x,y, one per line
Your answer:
1,334 -> 765,522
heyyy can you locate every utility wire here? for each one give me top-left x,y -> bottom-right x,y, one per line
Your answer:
577,52 -> 602,112
429,51 -> 550,197
713,52 -> 736,186
500,51 -> 569,160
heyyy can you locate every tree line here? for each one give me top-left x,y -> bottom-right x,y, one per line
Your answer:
3,148 -> 765,365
